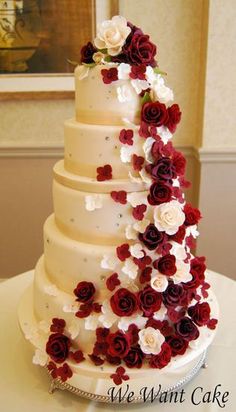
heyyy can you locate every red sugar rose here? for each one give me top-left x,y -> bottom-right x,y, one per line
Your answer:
101,68 -> 118,84
111,190 -> 127,204
149,342 -> 172,369
163,283 -> 187,307
74,281 -> 96,303
132,154 -> 145,171
106,331 -> 131,358
138,285 -> 162,316
50,318 -> 66,333
172,150 -> 186,176
166,335 -> 189,356
141,101 -> 169,127
119,129 -> 134,145
139,223 -> 166,250
93,340 -> 108,356
132,204 -> 147,220
124,33 -> 157,67
96,327 -> 110,342
123,347 -> 144,369
110,288 -> 138,317
106,273 -> 121,291
184,203 -> 202,226
96,164 -> 112,181
166,104 -> 182,133
80,41 -> 97,64
148,181 -> 172,205
116,243 -> 131,261
169,225 -> 186,244
127,324 -> 139,345
153,254 -> 177,276
188,302 -> 211,326
175,317 -> 199,341
148,157 -> 175,181
46,333 -> 71,364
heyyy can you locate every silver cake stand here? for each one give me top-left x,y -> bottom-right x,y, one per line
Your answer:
46,350 -> 208,404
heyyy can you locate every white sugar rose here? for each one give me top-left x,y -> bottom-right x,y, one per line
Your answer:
138,327 -> 165,355
151,274 -> 168,292
154,200 -> 185,235
94,15 -> 131,56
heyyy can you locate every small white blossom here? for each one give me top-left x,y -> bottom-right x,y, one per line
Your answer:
117,84 -> 133,102
122,257 -> 139,279
170,241 -> 187,260
63,303 -> 78,313
32,349 -> 48,366
152,76 -> 174,104
120,145 -> 134,163
128,171 -> 143,184
130,243 -> 144,259
153,304 -> 168,321
125,224 -> 138,240
156,126 -> 172,144
44,284 -> 59,297
138,327 -> 165,355
118,62 -> 131,79
151,274 -> 168,292
133,218 -> 150,233
85,194 -> 103,211
145,66 -> 156,84
139,168 -> 152,184
92,51 -> 104,63
131,79 -> 149,94
143,137 -> 155,163
127,192 -> 147,207
118,314 -> 147,331
85,313 -> 100,331
77,65 -> 90,80
99,300 -> 118,328
68,319 -> 80,339
101,253 -> 119,270
118,272 -> 139,291
154,200 -> 185,235
186,224 -> 199,239
172,260 -> 192,284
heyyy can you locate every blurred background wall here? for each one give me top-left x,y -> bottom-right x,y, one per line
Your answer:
0,0 -> 235,279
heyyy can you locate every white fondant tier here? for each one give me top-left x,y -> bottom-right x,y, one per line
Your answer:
54,160 -> 148,193
75,64 -> 140,125
53,179 -> 150,245
64,118 -> 144,179
44,215 -> 121,293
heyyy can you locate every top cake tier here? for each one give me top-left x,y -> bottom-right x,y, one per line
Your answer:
75,64 -> 141,125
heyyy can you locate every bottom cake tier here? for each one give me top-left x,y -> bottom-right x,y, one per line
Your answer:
18,280 -> 219,403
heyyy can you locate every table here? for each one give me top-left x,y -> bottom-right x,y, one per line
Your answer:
0,270 -> 235,411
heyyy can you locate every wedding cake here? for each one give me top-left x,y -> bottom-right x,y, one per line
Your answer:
18,16 -> 218,402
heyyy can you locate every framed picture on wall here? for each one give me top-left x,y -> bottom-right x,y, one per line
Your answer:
0,0 -> 118,100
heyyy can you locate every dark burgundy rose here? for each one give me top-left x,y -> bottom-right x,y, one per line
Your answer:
73,281 -> 96,303
153,254 -> 177,276
46,333 -> 70,364
93,340 -> 108,356
138,285 -> 162,316
163,283 -> 187,307
149,342 -> 172,369
169,225 -> 186,244
106,331 -> 131,358
123,347 -> 144,368
138,223 -> 165,250
150,157 -> 176,181
172,150 -> 186,176
148,181 -> 172,205
106,354 -> 121,365
166,104 -> 182,133
124,33 -> 157,66
166,335 -> 189,356
184,204 -> 202,226
141,102 -> 169,126
96,327 -> 110,342
80,41 -> 97,64
175,317 -> 199,341
188,302 -> 211,326
110,288 -> 138,317
127,324 -> 139,345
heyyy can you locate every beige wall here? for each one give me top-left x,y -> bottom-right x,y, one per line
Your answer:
1,0 -> 236,279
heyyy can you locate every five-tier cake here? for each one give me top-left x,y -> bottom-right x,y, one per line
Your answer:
18,16 -> 219,403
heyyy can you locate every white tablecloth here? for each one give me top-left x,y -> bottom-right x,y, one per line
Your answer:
0,270 -> 235,411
